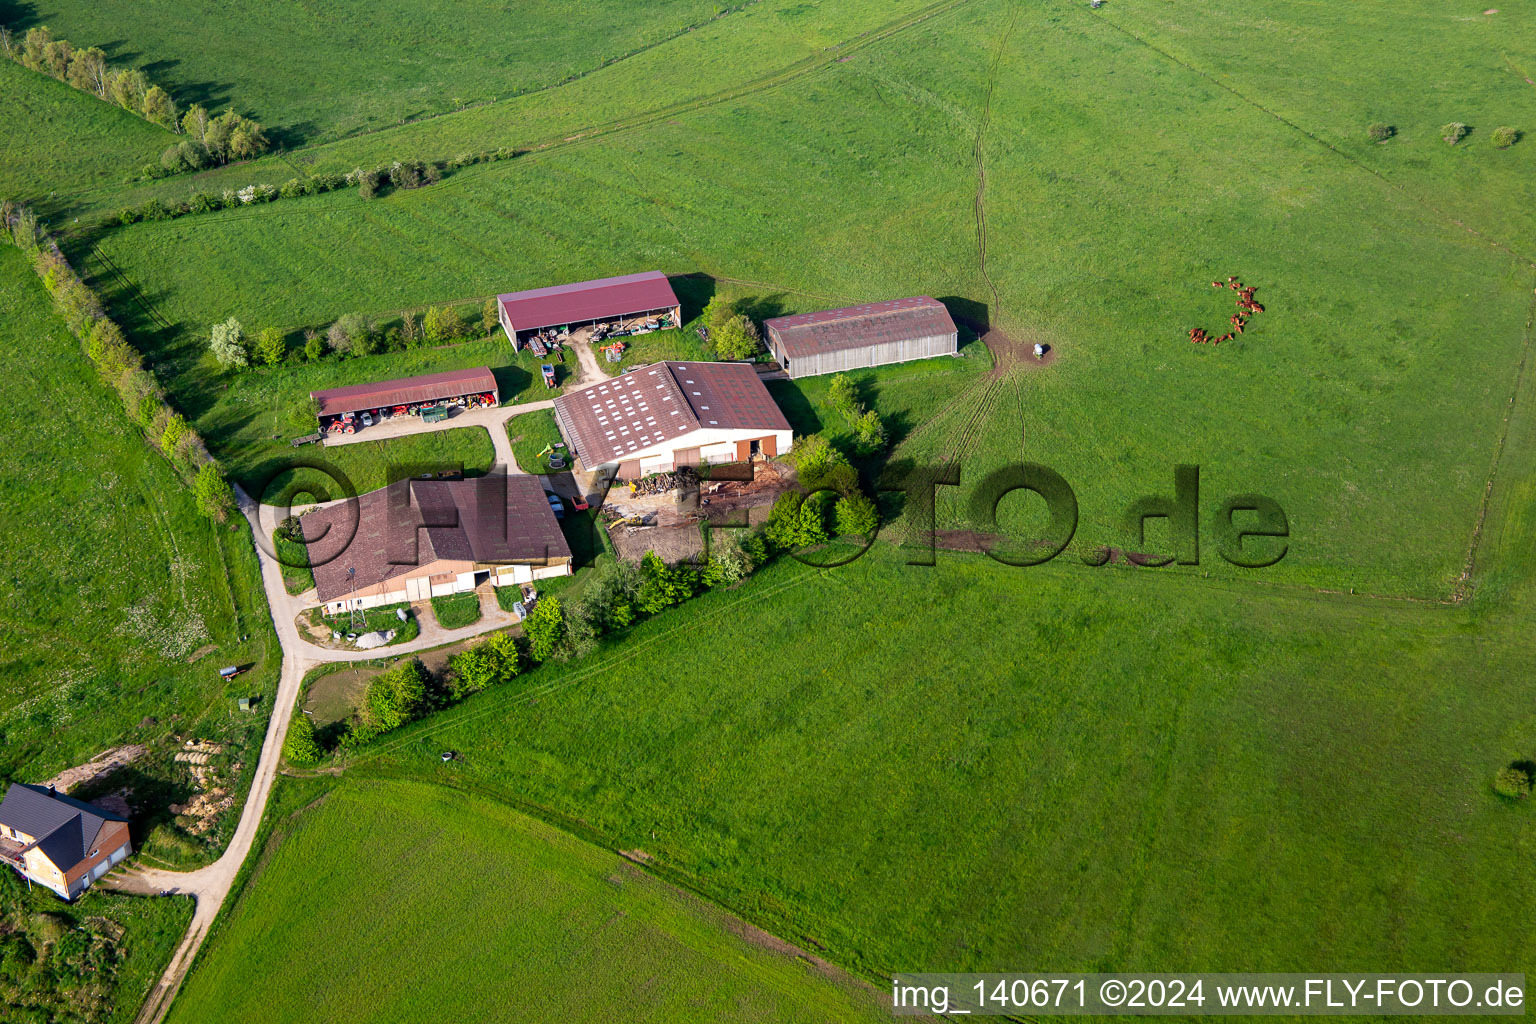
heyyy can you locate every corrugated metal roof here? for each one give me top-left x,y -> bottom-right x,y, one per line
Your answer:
310,368 -> 498,417
0,784 -> 122,868
302,475 -> 571,602
498,271 -> 679,333
764,296 -> 957,357
552,361 -> 788,467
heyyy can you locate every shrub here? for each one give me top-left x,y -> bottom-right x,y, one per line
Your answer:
636,552 -> 697,614
447,631 -> 520,698
1441,122 -> 1468,145
193,463 -> 234,521
1366,122 -> 1394,143
828,373 -> 858,416
303,329 -> 325,362
357,168 -> 381,199
187,191 -> 215,213
835,492 -> 880,537
161,144 -> 189,174
358,659 -> 428,734
118,207 -> 141,225
255,327 -> 285,366
1491,126 -> 1518,149
524,597 -> 564,661
851,409 -> 886,455
279,177 -> 307,199
1494,763 -> 1533,799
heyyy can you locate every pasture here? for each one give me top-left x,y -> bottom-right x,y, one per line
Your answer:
78,0 -> 1535,599
165,777 -> 897,1024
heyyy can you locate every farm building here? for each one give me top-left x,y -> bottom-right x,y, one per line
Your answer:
310,367 -> 499,435
763,296 -> 958,378
553,361 -> 791,480
0,784 -> 132,901
301,474 -> 572,614
497,271 -> 681,350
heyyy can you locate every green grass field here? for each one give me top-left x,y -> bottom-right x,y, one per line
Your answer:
429,591 -> 481,629
0,249 -> 279,810
166,777 -> 896,1024
506,409 -> 569,474
0,60 -> 173,203
5,0 -> 1536,1018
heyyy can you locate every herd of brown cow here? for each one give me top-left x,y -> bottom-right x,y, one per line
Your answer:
1189,276 -> 1265,345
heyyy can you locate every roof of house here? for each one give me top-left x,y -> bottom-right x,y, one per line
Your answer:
552,361 -> 789,467
301,474 -> 572,602
0,783 -> 125,870
497,271 -> 679,333
763,296 -> 957,357
310,367 -> 498,417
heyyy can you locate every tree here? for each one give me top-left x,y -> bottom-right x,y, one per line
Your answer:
701,542 -> 751,587
20,26 -> 52,72
303,328 -> 325,362
712,314 -> 761,360
701,293 -> 734,335
827,373 -> 858,416
851,409 -> 886,455
326,318 -> 352,355
193,463 -> 235,522
256,327 -> 285,366
160,144 -> 189,174
209,317 -> 247,368
481,297 -> 500,336
400,310 -> 421,349
283,712 -> 323,765
556,602 -> 599,661
331,313 -> 376,356
636,552 -> 696,614
835,492 -> 879,537
228,116 -> 267,159
524,597 -> 564,661
422,305 -> 465,344
66,46 -> 108,97
798,491 -> 832,546
180,104 -> 210,145
141,85 -> 177,130
107,68 -> 148,112
41,38 -> 71,80
1440,121 -> 1469,145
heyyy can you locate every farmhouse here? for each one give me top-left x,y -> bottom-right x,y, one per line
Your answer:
310,367 -> 499,435
553,361 -> 791,479
301,474 -> 572,614
0,784 -> 132,901
763,296 -> 958,378
497,271 -> 681,350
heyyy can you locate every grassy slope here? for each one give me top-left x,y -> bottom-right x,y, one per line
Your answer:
165,778 -> 895,1024
0,60 -> 173,202
0,248 -> 279,802
17,0 -> 720,145
88,0 -> 1532,598
337,545 -> 1536,978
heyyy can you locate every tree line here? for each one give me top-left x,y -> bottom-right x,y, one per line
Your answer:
1,202 -> 235,523
203,299 -> 501,370
0,24 -> 269,169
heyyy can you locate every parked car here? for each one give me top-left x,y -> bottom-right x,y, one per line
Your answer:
360,411 -> 374,427
547,493 -> 565,519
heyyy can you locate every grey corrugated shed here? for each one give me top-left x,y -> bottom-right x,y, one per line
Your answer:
763,297 -> 957,357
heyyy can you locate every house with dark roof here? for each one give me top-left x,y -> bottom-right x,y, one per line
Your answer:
301,473 -> 572,614
497,271 -> 681,349
763,296 -> 958,378
0,784 -> 132,900
552,361 -> 792,480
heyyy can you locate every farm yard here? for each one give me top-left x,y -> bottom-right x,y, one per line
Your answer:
1,0 -> 1535,1020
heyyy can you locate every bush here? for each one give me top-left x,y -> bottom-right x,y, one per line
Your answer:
828,373 -> 858,416
279,177 -> 308,199
303,329 -> 325,362
1441,122 -> 1469,145
255,327 -> 285,366
524,596 -> 564,661
447,631 -> 520,699
835,492 -> 880,537
208,316 -> 247,368
1366,122 -> 1394,142
851,409 -> 886,455
357,659 -> 428,735
193,463 -> 234,521
1494,763 -> 1533,799
1491,126 -> 1518,149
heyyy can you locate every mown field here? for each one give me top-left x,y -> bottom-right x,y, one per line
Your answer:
0,247 -> 280,868
166,777 -> 897,1024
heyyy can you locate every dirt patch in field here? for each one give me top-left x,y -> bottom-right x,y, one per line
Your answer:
45,745 -> 147,793
304,667 -> 379,726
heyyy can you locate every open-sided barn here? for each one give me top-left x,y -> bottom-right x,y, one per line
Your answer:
552,361 -> 791,480
497,271 -> 681,349
763,296 -> 958,378
301,474 -> 572,614
309,367 -> 499,434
